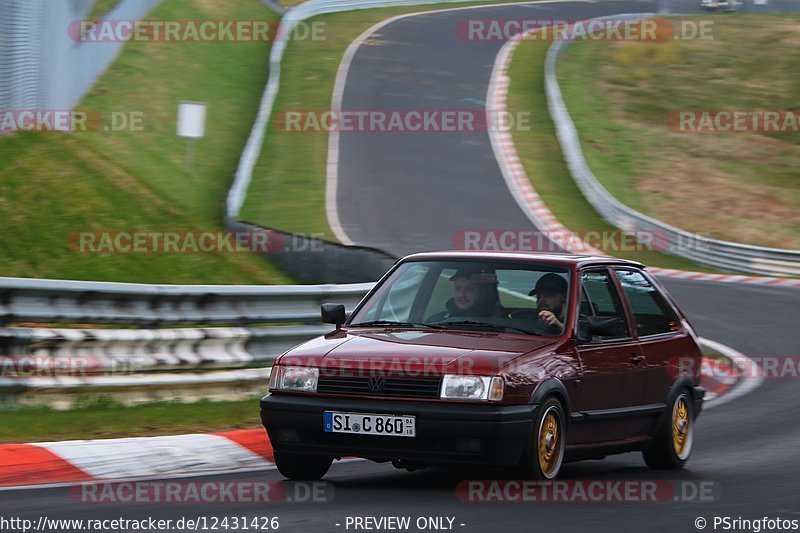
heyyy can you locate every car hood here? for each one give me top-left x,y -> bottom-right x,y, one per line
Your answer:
277,328 -> 559,375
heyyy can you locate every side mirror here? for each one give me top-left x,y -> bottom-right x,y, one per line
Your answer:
321,303 -> 346,328
586,316 -> 618,337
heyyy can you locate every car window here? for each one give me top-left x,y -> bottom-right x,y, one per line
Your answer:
423,268 -> 461,319
359,263 -> 428,322
496,270 -> 562,310
615,269 -> 681,337
350,260 -> 571,336
579,270 -> 630,342
423,269 -> 558,319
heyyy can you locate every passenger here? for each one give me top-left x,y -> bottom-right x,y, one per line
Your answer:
530,273 -> 568,332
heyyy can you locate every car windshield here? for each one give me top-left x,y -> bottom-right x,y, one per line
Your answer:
349,260 -> 572,336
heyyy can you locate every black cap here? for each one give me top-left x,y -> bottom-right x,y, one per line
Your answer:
529,273 -> 567,296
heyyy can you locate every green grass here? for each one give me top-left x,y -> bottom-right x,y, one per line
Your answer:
556,15 -> 800,250
0,0 -> 292,284
240,0 -> 545,240
506,36 -> 721,271
0,397 -> 263,443
87,0 -> 122,20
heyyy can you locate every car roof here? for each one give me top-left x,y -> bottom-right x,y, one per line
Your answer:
401,250 -> 645,269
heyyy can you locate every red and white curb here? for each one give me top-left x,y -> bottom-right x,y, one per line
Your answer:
486,29 -> 800,289
0,429 -> 273,489
700,338 -> 763,408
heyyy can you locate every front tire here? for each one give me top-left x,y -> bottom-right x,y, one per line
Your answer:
274,451 -> 332,480
643,390 -> 695,469
519,397 -> 566,479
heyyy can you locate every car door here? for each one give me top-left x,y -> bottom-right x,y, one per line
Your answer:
571,268 -> 649,444
613,268 -> 697,409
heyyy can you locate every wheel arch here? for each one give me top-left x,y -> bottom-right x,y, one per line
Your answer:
530,378 -> 571,428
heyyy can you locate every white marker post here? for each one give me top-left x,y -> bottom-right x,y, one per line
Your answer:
177,101 -> 206,173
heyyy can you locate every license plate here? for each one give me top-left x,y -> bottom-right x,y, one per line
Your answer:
323,411 -> 416,437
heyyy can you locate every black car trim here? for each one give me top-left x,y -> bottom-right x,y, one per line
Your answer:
570,403 -> 666,422
262,393 -> 538,422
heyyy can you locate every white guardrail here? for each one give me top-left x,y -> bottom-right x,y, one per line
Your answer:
0,278 -> 374,407
545,13 -> 800,278
227,0 -> 487,220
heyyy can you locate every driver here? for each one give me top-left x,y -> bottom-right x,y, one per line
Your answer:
530,273 -> 568,332
433,267 -> 502,320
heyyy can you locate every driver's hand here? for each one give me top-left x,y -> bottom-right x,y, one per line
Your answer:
538,310 -> 563,329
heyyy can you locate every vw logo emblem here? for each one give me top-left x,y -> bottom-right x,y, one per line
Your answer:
368,375 -> 386,392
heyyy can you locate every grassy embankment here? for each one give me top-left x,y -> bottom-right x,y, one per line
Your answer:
0,0 -> 291,284
556,15 -> 800,250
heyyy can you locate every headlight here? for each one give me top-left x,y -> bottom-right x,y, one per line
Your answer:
270,366 -> 319,392
440,375 -> 504,402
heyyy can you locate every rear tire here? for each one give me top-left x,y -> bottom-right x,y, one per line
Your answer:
643,390 -> 695,470
274,451 -> 332,480
518,397 -> 566,479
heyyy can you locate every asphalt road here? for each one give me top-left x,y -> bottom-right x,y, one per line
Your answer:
333,0 -> 684,256
2,1 -> 799,532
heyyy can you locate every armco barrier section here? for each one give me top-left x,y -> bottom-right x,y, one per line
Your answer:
0,276 -> 373,326
545,14 -> 800,277
0,278 -> 374,406
0,324 -> 331,372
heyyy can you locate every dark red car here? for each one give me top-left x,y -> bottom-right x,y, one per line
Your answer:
261,252 -> 704,480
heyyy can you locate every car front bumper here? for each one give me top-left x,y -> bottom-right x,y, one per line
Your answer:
261,394 -> 538,467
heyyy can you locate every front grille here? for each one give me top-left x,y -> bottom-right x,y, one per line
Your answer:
317,373 -> 442,399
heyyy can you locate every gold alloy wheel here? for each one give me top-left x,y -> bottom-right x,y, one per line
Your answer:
538,406 -> 562,478
672,394 -> 692,460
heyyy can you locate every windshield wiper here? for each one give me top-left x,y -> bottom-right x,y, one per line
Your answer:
348,320 -> 446,329
434,320 -> 539,335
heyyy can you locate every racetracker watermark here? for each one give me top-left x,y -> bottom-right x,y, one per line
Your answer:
284,356 -> 485,377
452,229 -> 711,254
68,231 -> 325,254
70,481 -> 333,504
273,110 -> 532,133
676,356 -> 800,380
69,20 -> 325,43
457,18 -> 713,42
457,480 -> 720,503
669,110 -> 800,133
0,356 -> 143,377
0,110 -> 144,134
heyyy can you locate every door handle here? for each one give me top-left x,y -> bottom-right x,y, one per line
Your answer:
630,355 -> 646,365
